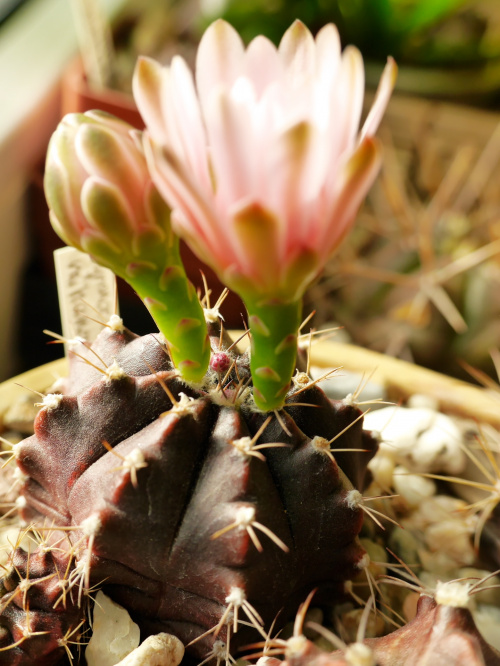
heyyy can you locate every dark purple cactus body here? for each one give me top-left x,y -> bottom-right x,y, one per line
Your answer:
0,325 -> 377,664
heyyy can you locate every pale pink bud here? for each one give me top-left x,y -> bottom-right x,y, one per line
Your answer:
44,110 -> 172,274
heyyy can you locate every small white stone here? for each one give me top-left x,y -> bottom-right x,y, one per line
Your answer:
367,454 -> 394,489
407,394 -> 439,411
424,520 -> 475,567
309,366 -> 385,404
393,466 -> 436,507
407,495 -> 470,531
115,632 -> 184,666
364,406 -> 466,475
85,591 -> 140,666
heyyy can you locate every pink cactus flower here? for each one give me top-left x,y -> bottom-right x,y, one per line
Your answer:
133,19 -> 397,302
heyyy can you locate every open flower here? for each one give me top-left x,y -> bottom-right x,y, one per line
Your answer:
133,19 -> 396,410
133,19 -> 396,302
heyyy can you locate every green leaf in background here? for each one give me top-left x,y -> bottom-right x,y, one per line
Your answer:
393,0 -> 468,34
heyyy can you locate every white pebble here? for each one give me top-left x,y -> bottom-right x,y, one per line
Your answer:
407,394 -> 439,410
115,633 -> 184,666
85,592 -> 140,666
392,466 -> 436,507
425,520 -> 476,567
364,406 -> 466,475
367,454 -> 394,490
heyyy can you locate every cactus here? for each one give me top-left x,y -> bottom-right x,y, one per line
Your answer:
6,14 -> 496,666
0,319 -> 377,664
254,587 -> 500,666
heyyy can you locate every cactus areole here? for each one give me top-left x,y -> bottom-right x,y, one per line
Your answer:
0,17 -> 398,666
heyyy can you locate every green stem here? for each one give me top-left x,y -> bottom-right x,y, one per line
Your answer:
121,263 -> 210,384
246,297 -> 302,411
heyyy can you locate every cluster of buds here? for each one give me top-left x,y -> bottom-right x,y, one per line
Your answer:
45,19 -> 396,409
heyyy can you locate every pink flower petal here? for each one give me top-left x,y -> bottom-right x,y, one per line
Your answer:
279,20 -> 316,88
244,35 -> 282,98
320,46 -> 364,199
360,57 -> 398,141
143,135 -> 233,270
195,19 -> 245,112
133,57 -> 169,144
204,87 -> 255,210
282,247 -> 320,302
336,46 -> 365,156
81,177 -> 135,239
230,200 -> 281,291
76,124 -> 146,209
134,19 -> 396,303
314,23 -> 341,87
320,137 -> 381,259
169,56 -> 211,189
266,120 -> 319,252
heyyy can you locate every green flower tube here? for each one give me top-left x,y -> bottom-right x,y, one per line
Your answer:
44,110 -> 210,383
245,298 -> 302,411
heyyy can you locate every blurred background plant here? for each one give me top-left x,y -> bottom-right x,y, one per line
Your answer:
206,0 -> 493,62
206,0 -> 500,99
75,0 -> 500,100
